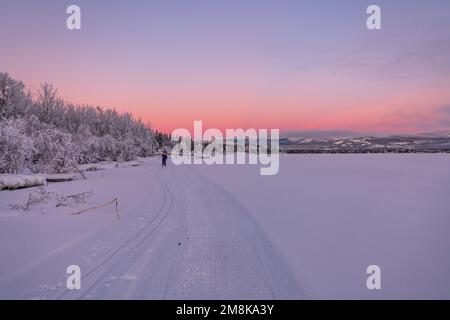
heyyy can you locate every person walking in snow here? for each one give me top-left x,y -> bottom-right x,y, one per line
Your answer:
162,150 -> 168,167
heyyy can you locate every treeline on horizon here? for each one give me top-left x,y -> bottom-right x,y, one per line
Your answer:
0,72 -> 170,174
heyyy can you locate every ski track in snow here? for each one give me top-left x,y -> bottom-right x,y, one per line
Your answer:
0,160 -> 304,299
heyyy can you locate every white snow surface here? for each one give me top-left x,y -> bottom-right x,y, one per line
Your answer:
0,154 -> 449,299
194,154 -> 450,299
0,158 -> 302,299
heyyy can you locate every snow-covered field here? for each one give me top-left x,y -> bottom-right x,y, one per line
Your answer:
194,154 -> 450,299
0,154 -> 449,299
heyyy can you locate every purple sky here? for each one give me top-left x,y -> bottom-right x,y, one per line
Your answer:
1,0 -> 450,135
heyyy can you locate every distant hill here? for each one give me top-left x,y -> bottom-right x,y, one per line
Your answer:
279,133 -> 450,153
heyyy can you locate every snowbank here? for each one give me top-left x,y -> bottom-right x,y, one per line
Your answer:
0,159 -> 146,191
0,174 -> 46,190
79,159 -> 144,171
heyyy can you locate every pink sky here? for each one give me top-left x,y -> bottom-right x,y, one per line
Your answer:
2,0 -> 450,136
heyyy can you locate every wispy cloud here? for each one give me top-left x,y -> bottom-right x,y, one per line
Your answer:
436,105 -> 450,116
376,104 -> 450,132
332,40 -> 450,82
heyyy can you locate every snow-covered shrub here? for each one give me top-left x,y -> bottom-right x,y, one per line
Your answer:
0,118 -> 34,173
0,72 -> 32,118
116,130 -> 138,161
73,131 -> 101,164
31,125 -> 79,174
96,134 -> 117,161
0,73 -> 164,173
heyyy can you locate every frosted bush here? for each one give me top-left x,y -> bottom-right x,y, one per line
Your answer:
0,72 -> 166,173
0,118 -> 34,173
31,125 -> 79,174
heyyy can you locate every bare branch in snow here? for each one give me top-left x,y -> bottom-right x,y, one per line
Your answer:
10,187 -> 52,212
71,198 -> 119,221
55,190 -> 93,207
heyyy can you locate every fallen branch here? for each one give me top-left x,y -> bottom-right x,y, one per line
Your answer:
10,187 -> 52,212
72,165 -> 87,180
46,173 -> 77,182
1,174 -> 46,191
56,190 -> 93,207
70,198 -> 119,221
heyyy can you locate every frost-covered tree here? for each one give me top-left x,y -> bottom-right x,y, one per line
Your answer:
0,72 -> 32,118
0,118 -> 34,173
0,72 -> 160,173
24,117 -> 79,173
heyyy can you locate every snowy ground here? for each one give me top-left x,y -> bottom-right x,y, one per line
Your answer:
0,154 -> 449,299
194,154 -> 450,299
0,158 -> 302,299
